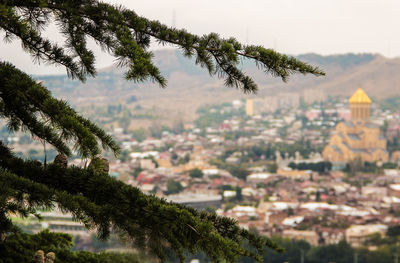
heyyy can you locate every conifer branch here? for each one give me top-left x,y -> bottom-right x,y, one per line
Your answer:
0,1 -> 326,261
0,142 -> 282,262
2,0 -> 324,92
0,62 -> 120,157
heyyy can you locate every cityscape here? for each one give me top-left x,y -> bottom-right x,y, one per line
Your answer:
2,1 -> 400,262
4,84 -> 400,262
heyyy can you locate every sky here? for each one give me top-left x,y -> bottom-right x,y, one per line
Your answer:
2,0 -> 400,75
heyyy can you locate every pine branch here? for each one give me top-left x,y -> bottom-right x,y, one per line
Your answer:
0,1 -> 324,261
0,143 -> 282,262
0,62 -> 120,157
2,0 -> 325,92
0,4 -> 86,80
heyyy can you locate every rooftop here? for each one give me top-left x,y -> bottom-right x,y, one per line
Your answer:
166,192 -> 222,203
348,88 -> 371,104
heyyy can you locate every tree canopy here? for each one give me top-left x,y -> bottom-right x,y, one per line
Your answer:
0,0 -> 324,262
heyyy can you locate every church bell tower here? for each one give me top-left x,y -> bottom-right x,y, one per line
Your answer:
349,88 -> 371,123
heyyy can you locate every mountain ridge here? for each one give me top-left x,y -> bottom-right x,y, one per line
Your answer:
36,50 -> 399,124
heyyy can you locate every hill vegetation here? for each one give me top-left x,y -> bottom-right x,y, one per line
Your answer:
37,51 -> 398,127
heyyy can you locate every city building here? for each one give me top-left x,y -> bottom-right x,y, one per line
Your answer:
245,99 -> 254,116
323,88 -> 389,164
345,224 -> 387,247
166,192 -> 222,210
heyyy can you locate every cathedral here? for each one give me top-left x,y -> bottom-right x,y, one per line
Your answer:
323,88 -> 389,164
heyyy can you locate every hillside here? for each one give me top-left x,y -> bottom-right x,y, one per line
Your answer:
37,50 -> 399,124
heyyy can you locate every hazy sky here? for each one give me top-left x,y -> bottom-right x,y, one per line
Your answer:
2,0 -> 400,75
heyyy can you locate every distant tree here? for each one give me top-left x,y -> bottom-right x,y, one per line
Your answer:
345,157 -> 364,175
134,104 -> 143,110
131,128 -> 146,142
388,137 -> 400,154
289,161 -> 332,174
364,232 -> 386,246
171,152 -> 178,161
236,186 -> 243,202
118,150 -> 129,162
307,240 -> 354,263
362,161 -> 379,173
189,168 -> 203,178
218,184 -> 235,191
387,224 -> 400,238
382,162 -> 398,169
287,207 -> 294,216
267,162 -> 278,173
315,191 -> 321,202
229,166 -> 250,180
0,0 -> 323,261
165,179 -> 184,195
178,154 -> 190,165
325,161 -> 333,171
246,236 -> 311,263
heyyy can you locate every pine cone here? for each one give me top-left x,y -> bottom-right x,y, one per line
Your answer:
88,157 -> 109,175
101,158 -> 109,174
33,250 -> 44,263
54,154 -> 68,168
45,252 -> 55,263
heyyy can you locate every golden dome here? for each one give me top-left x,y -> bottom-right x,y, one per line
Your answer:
349,88 -> 371,104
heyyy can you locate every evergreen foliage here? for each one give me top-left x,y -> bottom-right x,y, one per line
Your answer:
0,229 -> 143,263
176,236 -> 400,263
189,168 -> 204,178
0,0 -> 324,262
165,178 -> 184,195
288,161 -> 332,174
0,0 -> 323,92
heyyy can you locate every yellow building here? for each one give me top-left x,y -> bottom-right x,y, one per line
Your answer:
245,99 -> 254,116
323,88 -> 388,163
